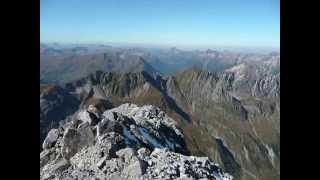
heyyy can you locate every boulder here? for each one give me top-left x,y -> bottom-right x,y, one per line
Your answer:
96,119 -> 123,137
116,148 -> 137,163
61,124 -> 95,160
61,128 -> 80,160
102,159 -> 121,174
51,158 -> 70,173
77,110 -> 99,126
77,122 -> 95,148
122,160 -> 147,178
42,129 -> 59,149
40,149 -> 56,168
137,147 -> 151,160
88,104 -> 100,118
96,156 -> 107,170
96,132 -> 126,159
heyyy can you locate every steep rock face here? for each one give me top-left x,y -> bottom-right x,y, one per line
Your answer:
65,71 -> 190,124
65,71 -> 156,99
166,59 -> 280,180
40,104 -> 232,180
224,58 -> 280,99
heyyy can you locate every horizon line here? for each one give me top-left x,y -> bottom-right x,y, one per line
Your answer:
41,40 -> 279,53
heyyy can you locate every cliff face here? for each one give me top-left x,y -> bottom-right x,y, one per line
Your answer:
167,62 -> 279,180
40,103 -> 233,180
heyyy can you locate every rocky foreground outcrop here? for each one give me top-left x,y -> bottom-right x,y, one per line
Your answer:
40,103 -> 233,180
40,84 -> 80,149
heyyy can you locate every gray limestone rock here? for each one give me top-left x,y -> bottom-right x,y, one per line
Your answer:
40,104 -> 233,180
42,129 -> 59,149
116,148 -> 137,164
122,160 -> 147,178
61,128 -> 81,160
96,118 -> 123,137
40,149 -> 56,168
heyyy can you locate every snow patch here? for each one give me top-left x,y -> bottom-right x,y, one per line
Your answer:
122,125 -> 138,145
138,127 -> 164,148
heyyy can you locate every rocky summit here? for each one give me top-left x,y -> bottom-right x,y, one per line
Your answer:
40,103 -> 233,180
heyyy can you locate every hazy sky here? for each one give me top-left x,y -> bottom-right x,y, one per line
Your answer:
40,0 -> 279,49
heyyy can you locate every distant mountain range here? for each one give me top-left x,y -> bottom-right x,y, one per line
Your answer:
40,43 -> 279,180
40,45 -> 158,84
40,43 -> 279,84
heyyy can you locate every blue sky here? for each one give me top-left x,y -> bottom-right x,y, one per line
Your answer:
41,0 -> 279,50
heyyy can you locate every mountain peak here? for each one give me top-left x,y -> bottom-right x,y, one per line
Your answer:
40,103 -> 233,180
176,66 -> 215,78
